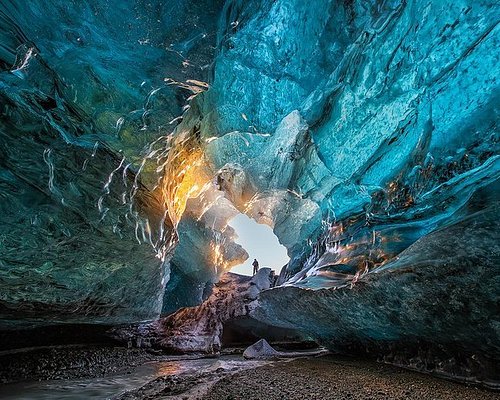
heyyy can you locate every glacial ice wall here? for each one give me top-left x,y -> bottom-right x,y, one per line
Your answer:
0,0 -> 227,327
0,1 -> 498,380
193,0 -> 499,281
176,0 -> 499,381
253,204 -> 500,384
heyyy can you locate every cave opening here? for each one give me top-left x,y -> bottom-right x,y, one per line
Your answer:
227,213 -> 289,276
0,0 -> 497,393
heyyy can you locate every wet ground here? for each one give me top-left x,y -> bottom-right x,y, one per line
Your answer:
0,354 -> 266,399
202,357 -> 500,400
0,348 -> 498,400
0,345 -> 157,384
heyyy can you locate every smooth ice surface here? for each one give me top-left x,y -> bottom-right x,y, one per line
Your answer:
188,0 -> 500,283
0,0 -> 225,326
228,214 -> 289,276
168,0 -> 499,381
253,205 -> 500,385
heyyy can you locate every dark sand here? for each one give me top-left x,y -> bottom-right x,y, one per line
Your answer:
0,345 -> 160,383
2,348 -> 498,399
201,357 -> 499,400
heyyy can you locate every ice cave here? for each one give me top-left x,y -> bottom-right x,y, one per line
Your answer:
0,0 -> 499,398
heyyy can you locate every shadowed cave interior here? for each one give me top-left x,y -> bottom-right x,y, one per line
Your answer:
0,0 -> 499,396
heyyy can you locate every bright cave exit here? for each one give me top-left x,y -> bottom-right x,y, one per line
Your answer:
228,213 -> 289,276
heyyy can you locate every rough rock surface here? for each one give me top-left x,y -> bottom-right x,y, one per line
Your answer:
242,339 -> 328,360
0,346 -> 158,384
202,357 -> 500,400
243,339 -> 280,359
110,269 -> 293,353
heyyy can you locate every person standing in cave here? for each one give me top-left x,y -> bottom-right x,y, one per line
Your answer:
252,258 -> 259,275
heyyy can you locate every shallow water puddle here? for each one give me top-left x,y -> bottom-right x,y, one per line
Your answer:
0,356 -> 262,400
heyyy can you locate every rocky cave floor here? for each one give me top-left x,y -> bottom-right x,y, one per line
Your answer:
1,345 -> 498,399
0,345 -> 163,383
200,357 -> 499,400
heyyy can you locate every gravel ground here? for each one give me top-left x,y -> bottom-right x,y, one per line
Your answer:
1,348 -> 498,399
0,345 -> 160,384
201,356 -> 499,400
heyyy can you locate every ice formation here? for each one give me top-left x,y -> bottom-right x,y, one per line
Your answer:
110,268 -> 285,353
0,0 -> 498,384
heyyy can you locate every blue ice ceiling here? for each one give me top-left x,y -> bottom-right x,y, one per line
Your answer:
0,0 -> 499,378
199,0 -> 499,282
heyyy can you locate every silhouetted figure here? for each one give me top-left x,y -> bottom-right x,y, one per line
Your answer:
252,259 -> 259,275
269,270 -> 277,287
